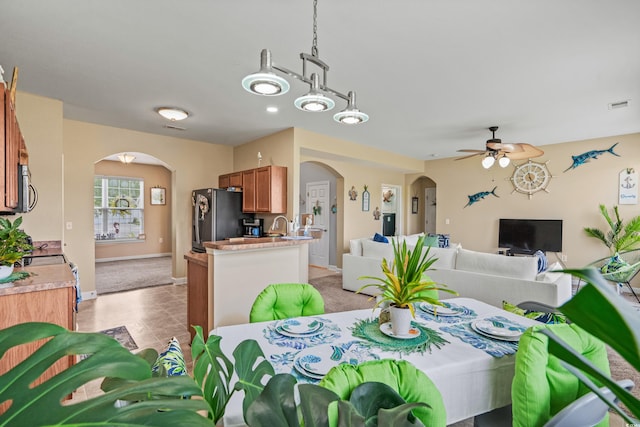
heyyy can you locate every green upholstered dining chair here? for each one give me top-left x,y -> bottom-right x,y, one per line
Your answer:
474,323 -> 611,427
249,283 -> 325,323
318,359 -> 447,427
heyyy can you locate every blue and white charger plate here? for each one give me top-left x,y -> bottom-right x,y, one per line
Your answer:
275,317 -> 324,337
293,343 -> 369,379
471,319 -> 523,342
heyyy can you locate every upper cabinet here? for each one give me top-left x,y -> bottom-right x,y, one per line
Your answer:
0,87 -> 27,213
220,166 -> 287,214
218,172 -> 242,190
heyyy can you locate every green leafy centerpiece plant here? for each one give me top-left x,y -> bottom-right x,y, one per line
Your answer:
0,216 -> 33,280
357,235 -> 457,336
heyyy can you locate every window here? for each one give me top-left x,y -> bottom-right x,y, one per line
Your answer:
94,176 -> 144,241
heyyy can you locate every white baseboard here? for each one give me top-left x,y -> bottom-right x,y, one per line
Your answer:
95,253 -> 172,263
173,276 -> 186,285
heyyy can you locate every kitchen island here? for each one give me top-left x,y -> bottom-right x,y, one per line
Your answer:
185,236 -> 313,335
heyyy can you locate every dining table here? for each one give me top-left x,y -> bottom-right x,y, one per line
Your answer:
211,297 -> 540,426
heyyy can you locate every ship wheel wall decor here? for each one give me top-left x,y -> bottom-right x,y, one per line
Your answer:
509,159 -> 552,199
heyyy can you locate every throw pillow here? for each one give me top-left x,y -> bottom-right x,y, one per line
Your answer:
534,250 -> 547,273
502,300 -> 568,324
373,232 -> 389,243
152,337 -> 188,377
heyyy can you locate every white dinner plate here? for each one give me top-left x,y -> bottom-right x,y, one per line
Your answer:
471,320 -> 522,342
418,302 -> 459,316
275,318 -> 324,337
379,322 -> 422,340
293,344 -> 362,378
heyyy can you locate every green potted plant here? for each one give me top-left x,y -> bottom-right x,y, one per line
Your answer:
584,204 -> 640,255
0,216 -> 33,279
357,235 -> 457,336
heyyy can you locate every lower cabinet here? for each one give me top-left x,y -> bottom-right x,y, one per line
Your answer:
185,252 -> 209,341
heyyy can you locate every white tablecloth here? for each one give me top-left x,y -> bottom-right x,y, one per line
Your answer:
212,297 -> 539,426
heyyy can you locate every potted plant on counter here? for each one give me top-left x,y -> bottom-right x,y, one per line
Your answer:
0,216 -> 33,280
357,235 -> 457,336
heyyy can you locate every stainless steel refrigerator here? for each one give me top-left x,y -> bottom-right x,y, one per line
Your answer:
191,188 -> 248,252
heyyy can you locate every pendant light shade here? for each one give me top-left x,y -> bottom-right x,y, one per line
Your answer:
118,153 -> 136,164
334,91 -> 369,124
242,49 -> 290,96
294,73 -> 335,112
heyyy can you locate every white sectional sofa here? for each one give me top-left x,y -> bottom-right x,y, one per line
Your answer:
342,235 -> 573,308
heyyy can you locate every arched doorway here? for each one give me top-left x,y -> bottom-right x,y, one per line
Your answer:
300,161 -> 343,270
408,176 -> 437,235
93,152 -> 174,294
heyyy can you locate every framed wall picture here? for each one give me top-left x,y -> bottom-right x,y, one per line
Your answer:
362,188 -> 370,211
150,187 -> 166,205
412,196 -> 419,214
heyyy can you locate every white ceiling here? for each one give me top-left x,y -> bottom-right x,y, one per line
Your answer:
1,0 -> 638,163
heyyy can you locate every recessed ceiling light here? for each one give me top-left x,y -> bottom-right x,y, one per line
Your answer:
156,107 -> 189,121
266,106 -> 278,113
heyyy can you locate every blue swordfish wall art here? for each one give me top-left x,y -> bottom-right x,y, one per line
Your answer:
464,186 -> 499,208
563,143 -> 620,172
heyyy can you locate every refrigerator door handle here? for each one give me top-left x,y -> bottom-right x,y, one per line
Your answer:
194,196 -> 201,244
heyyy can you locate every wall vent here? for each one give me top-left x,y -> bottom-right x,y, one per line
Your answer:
608,100 -> 630,110
164,124 -> 186,131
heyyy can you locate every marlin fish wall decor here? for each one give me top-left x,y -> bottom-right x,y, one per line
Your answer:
464,186 -> 499,208
563,143 -> 620,172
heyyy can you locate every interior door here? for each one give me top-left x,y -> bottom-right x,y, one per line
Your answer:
425,187 -> 436,234
306,181 -> 330,267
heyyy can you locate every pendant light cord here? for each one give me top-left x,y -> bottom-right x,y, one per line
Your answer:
311,0 -> 319,58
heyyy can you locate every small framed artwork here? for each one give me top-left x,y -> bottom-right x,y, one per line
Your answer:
150,187 -> 166,205
412,196 -> 419,214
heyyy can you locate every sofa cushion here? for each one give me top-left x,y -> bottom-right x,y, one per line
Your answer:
455,248 -> 538,280
361,239 -> 394,260
349,238 -> 367,256
421,246 -> 458,270
400,233 -> 425,247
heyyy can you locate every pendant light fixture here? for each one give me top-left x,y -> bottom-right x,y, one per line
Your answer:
241,0 -> 368,124
118,153 -> 136,164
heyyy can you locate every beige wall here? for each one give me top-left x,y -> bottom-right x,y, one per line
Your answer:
16,90 -> 234,296
94,160 -> 172,260
423,133 -> 640,275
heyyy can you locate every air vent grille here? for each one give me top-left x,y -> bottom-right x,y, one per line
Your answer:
608,100 -> 630,110
164,124 -> 186,131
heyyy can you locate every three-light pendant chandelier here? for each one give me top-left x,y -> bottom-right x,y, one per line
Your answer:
241,0 -> 369,125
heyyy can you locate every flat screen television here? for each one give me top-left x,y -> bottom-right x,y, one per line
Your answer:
498,219 -> 563,254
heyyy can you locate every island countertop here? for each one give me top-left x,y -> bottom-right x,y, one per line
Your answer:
0,264 -> 75,296
204,236 -> 315,251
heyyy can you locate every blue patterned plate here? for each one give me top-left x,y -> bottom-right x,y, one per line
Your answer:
418,302 -> 459,316
293,344 -> 363,378
471,319 -> 522,342
276,318 -> 324,338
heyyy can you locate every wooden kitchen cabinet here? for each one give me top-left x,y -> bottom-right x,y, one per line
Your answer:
0,86 -> 27,213
184,252 -> 209,341
218,172 -> 242,189
242,165 -> 286,213
0,264 -> 76,411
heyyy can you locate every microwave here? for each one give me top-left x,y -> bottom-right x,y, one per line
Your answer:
17,164 -> 37,213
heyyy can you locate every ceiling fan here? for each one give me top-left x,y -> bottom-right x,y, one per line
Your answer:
456,126 -> 544,168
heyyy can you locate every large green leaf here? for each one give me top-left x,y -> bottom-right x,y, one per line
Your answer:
245,373 -> 299,427
558,268 -> 640,370
232,339 -> 275,420
349,382 -> 408,421
0,322 -> 210,427
298,383 -> 340,427
190,326 -> 233,423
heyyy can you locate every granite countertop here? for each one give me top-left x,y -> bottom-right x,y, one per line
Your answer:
184,251 -> 208,266
0,264 -> 75,296
204,236 -> 317,251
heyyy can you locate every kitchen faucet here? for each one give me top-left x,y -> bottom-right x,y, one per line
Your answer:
269,215 -> 289,234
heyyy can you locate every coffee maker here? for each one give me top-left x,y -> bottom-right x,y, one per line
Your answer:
242,218 -> 264,238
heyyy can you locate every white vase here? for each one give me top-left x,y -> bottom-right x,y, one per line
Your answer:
0,265 -> 14,280
390,304 -> 412,336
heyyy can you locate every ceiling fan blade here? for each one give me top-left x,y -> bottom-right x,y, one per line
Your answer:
457,149 -> 486,153
505,144 -> 544,160
487,142 -> 522,153
455,152 -> 484,161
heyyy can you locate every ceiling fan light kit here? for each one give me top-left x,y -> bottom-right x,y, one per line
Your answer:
458,125 -> 544,168
241,0 -> 368,125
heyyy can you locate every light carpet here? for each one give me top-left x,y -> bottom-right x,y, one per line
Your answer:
95,256 -> 172,295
